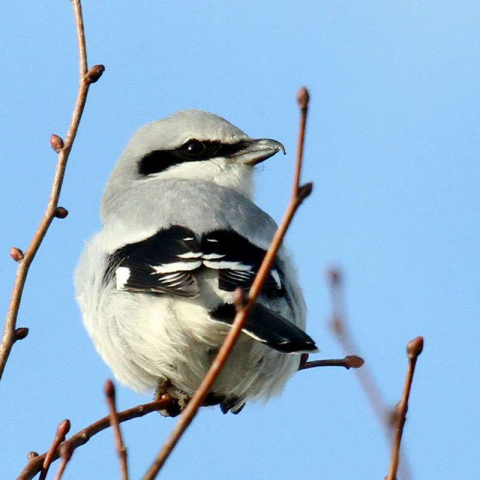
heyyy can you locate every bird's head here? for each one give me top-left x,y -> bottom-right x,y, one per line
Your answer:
104,110 -> 285,200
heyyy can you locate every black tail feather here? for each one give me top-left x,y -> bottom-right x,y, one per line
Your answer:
210,303 -> 318,354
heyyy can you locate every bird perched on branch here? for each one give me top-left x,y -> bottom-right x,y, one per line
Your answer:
75,110 -> 317,416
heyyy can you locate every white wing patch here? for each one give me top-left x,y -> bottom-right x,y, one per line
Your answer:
116,267 -> 131,290
153,261 -> 202,274
203,261 -> 253,271
177,252 -> 203,259
202,253 -> 226,260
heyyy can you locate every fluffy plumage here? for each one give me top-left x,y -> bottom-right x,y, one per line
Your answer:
75,110 -> 317,415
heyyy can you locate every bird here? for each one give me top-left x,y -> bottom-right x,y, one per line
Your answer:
75,110 -> 317,416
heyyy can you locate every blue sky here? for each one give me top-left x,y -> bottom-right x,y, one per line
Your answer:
1,1 -> 479,479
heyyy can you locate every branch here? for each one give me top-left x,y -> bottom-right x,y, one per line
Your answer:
328,269 -> 390,425
53,442 -> 74,480
18,339 -> 363,478
18,397 -> 175,480
328,269 -> 412,479
385,337 -> 423,480
0,0 -> 104,381
105,380 -> 129,480
141,87 -> 313,480
299,355 -> 364,371
39,420 -> 71,480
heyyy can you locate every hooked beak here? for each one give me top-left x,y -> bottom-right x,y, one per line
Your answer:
233,138 -> 286,166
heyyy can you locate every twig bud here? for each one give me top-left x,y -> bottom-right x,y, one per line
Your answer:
56,419 -> 71,439
345,355 -> 364,369
297,182 -> 313,204
10,247 -> 24,262
55,207 -> 69,219
328,268 -> 342,285
86,64 -> 105,84
297,87 -> 310,110
104,379 -> 116,399
50,134 -> 65,152
15,327 -> 29,341
407,336 -> 424,359
27,451 -> 39,460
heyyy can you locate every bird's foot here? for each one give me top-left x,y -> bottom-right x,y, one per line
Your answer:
154,380 -> 188,417
154,379 -> 246,416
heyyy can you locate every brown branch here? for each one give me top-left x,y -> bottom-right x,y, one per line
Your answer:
292,87 -> 309,198
53,442 -> 74,480
385,337 -> 423,480
18,397 -> 175,480
105,380 -> 129,480
0,0 -> 104,381
16,350 -> 362,480
141,87 -> 313,480
299,355 -> 364,371
328,269 -> 412,480
328,269 -> 389,426
39,420 -> 71,480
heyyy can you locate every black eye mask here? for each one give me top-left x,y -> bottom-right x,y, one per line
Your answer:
138,140 -> 251,176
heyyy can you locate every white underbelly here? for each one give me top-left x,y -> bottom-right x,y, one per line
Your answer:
86,284 -> 298,403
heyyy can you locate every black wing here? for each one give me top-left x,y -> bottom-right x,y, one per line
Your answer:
107,227 -> 285,299
201,230 -> 284,297
210,304 -> 317,353
107,226 -> 201,297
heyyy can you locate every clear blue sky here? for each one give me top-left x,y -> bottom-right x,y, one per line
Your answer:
1,1 -> 479,478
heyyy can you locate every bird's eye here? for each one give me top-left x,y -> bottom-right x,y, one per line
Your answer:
182,140 -> 207,157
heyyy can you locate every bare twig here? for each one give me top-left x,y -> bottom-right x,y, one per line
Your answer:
0,0 -> 104,381
53,442 -> 74,480
328,269 -> 412,480
105,380 -> 129,480
385,337 -> 423,480
17,350 -> 362,480
299,355 -> 364,371
328,269 -> 389,426
18,397 -> 175,480
142,87 -> 313,480
292,87 -> 309,198
39,420 -> 71,480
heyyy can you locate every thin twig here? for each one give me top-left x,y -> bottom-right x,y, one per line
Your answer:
328,269 -> 389,426
53,442 -> 74,480
0,0 -> 104,381
142,87 -> 313,480
292,87 -> 309,198
299,355 -> 364,371
39,420 -> 71,480
105,380 -> 129,480
385,337 -> 423,480
18,397 -> 175,480
328,269 -> 412,480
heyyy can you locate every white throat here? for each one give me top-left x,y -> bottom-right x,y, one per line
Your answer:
146,159 -> 255,199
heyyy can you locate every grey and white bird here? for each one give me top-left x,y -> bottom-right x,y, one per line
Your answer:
75,110 -> 317,416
